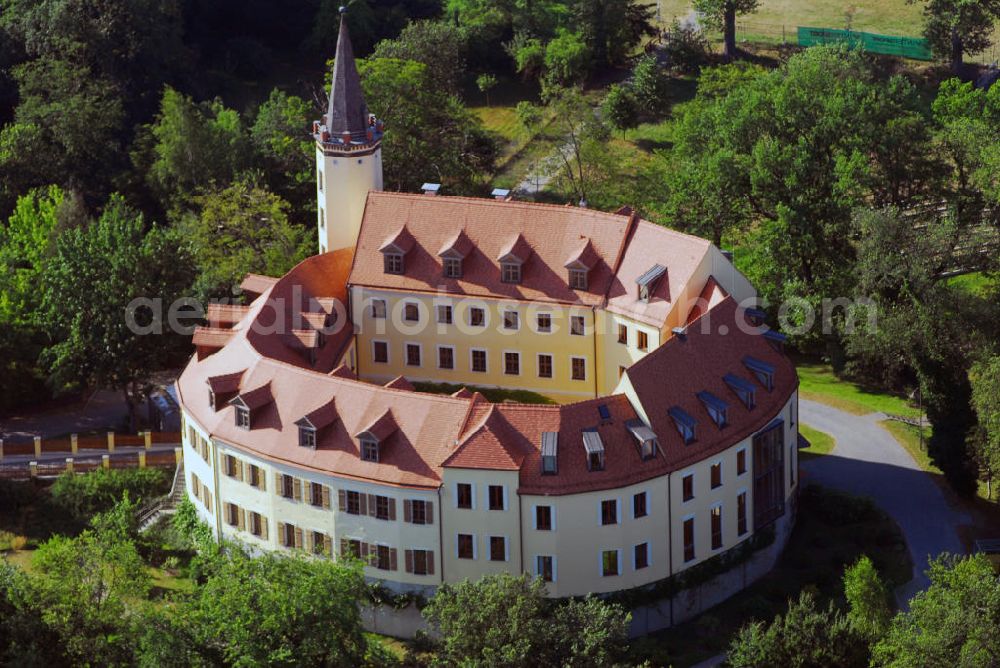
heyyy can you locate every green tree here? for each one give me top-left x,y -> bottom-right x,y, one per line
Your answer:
139,87 -> 251,208
358,56 -> 498,193
873,554 -> 1000,666
373,20 -> 469,94
693,0 -> 761,61
602,84 -> 639,138
477,72 -> 499,106
250,88 -> 315,217
844,555 -> 892,642
571,0 -> 656,66
508,33 -> 546,80
515,100 -> 544,135
970,354 -> 1000,498
546,87 -> 617,205
0,561 -> 60,666
42,195 -> 194,429
424,573 -> 630,667
543,29 -> 591,90
727,591 -> 868,667
631,54 -> 671,115
189,549 -> 375,666
911,0 -> 1000,75
0,185 -> 64,326
180,177 -> 308,297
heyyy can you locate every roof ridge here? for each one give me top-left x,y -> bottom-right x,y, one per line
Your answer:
366,191 -> 636,221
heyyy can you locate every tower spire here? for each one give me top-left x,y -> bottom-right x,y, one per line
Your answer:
326,8 -> 369,141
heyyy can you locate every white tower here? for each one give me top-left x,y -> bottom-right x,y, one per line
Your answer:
313,9 -> 384,255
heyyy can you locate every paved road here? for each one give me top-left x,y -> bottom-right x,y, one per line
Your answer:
0,389 -> 137,441
799,399 -> 968,604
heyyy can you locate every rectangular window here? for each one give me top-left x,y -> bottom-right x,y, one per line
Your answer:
489,536 -> 507,561
503,310 -> 519,330
344,538 -> 362,559
536,313 -> 552,332
410,500 -> 429,525
471,349 -> 487,373
371,299 -> 386,319
281,474 -> 295,499
737,448 -> 747,476
248,464 -> 261,488
504,351 -> 520,375
537,354 -> 553,378
711,506 -> 723,550
602,549 -> 620,577
443,257 -> 462,278
753,422 -> 786,530
312,531 -> 326,555
456,483 -> 473,509
634,542 -> 649,570
600,499 -> 618,525
403,302 -> 419,322
250,512 -> 263,537
571,357 -> 586,381
469,307 -> 485,327
346,490 -> 361,514
436,304 -> 453,324
361,439 -> 379,462
406,343 -> 421,367
384,253 -> 404,274
537,555 -> 554,582
683,517 -> 695,562
790,443 -> 796,487
438,346 -> 455,370
374,495 -> 391,520
373,341 -> 389,364
633,492 -> 648,519
457,534 -> 475,559
310,482 -> 323,507
711,462 -> 722,489
737,492 -> 748,535
283,523 -> 296,548
569,268 -> 587,290
411,549 -> 433,575
226,503 -> 239,526
375,544 -> 392,570
637,330 -> 648,351
570,316 -> 585,336
318,170 -> 323,191
488,485 -> 505,511
225,455 -> 237,477
236,407 -> 250,429
618,323 -> 628,344
501,262 -> 521,284
299,427 -> 316,448
535,505 -> 553,531
682,473 -> 694,502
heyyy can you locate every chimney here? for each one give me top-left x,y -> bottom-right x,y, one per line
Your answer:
421,182 -> 441,196
491,187 -> 511,201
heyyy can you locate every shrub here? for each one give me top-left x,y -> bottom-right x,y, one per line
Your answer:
50,468 -> 168,520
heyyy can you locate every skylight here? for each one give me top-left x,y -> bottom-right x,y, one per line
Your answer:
668,407 -> 697,444
696,391 -> 729,428
743,356 -> 775,391
723,373 -> 756,409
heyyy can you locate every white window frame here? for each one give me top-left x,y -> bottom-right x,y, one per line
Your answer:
456,532 -> 478,559
371,339 -> 390,364
455,482 -> 477,510
467,306 -> 487,328
370,298 -> 387,319
436,344 -> 456,370
598,498 -> 620,526
405,341 -> 422,367
486,484 -> 507,511
470,348 -> 488,373
488,535 -> 509,562
436,303 -> 453,325
536,352 -> 554,379
681,471 -> 695,503
632,541 -> 652,570
502,309 -> 520,331
402,301 -> 420,323
599,548 -> 622,577
503,350 -> 521,376
632,491 -> 648,519
710,459 -> 724,489
570,356 -> 587,382
532,504 -> 556,531
535,554 -> 557,583
536,312 -> 553,333
569,314 -> 586,336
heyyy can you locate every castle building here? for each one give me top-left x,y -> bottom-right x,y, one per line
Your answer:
178,14 -> 799,599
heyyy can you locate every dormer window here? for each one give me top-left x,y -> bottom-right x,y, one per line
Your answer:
724,373 -> 756,409
744,356 -> 775,391
668,407 -> 697,444
299,426 -> 316,448
361,438 -> 379,462
763,329 -> 787,352
208,388 -> 216,409
568,268 -> 588,290
626,420 -> 659,461
636,264 -> 667,303
541,432 -> 558,475
501,262 -> 521,284
235,406 -> 250,430
384,252 -> 404,274
697,391 -> 729,428
443,257 -> 462,278
583,429 -> 605,471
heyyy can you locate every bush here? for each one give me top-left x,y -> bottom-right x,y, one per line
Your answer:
663,20 -> 710,74
50,468 -> 168,520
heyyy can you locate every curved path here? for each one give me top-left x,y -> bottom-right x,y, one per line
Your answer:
799,399 -> 968,604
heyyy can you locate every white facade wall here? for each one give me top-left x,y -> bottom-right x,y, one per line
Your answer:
317,145 -> 383,254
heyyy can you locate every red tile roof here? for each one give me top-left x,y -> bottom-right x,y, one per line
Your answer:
207,370 -> 244,394
193,326 -> 234,350
206,304 -> 249,328
240,274 -> 278,299
384,376 -> 415,391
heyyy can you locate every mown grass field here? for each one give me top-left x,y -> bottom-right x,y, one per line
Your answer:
799,423 -> 836,459
796,360 -> 921,418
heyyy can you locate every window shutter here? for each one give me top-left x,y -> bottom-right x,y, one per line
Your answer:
403,500 -> 412,523
305,531 -> 314,553
390,548 -> 398,571
405,549 -> 413,573
427,501 -> 434,524
325,534 -> 333,557
367,494 -> 377,517
293,479 -> 302,502
294,527 -> 303,549
242,461 -> 249,483
338,489 -> 346,511
340,538 -> 349,557
304,482 -> 313,505
259,469 -> 266,492
277,522 -> 286,545
359,493 -> 368,515
322,486 -> 331,509
274,470 -> 282,491
360,542 -> 370,563
261,516 -> 269,540
427,551 -> 435,575
237,507 -> 246,531
388,498 -> 397,521
234,459 -> 243,482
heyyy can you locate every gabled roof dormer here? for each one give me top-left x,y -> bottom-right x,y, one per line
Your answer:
438,229 -> 473,279
636,264 -> 667,303
228,382 -> 273,431
564,237 -> 598,291
626,419 -> 659,461
294,399 -> 337,449
582,429 -> 605,471
498,233 -> 531,284
355,409 -> 398,462
380,226 -> 415,275
206,370 -> 244,411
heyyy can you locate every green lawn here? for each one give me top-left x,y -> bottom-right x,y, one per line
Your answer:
947,272 -> 999,298
797,361 -> 921,418
633,484 -> 911,666
799,423 -> 835,459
